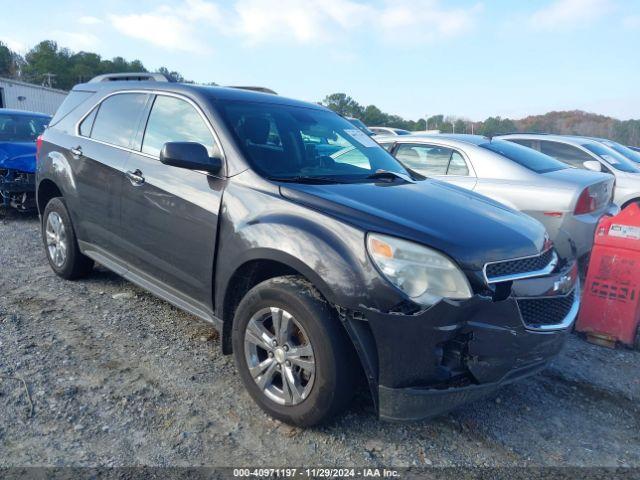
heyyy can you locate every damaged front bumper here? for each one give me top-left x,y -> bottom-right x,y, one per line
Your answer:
0,168 -> 36,211
350,261 -> 580,421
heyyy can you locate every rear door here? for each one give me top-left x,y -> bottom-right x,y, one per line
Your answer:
73,92 -> 150,254
118,93 -> 225,312
393,143 -> 477,189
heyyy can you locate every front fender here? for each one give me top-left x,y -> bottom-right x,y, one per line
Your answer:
214,179 -> 403,318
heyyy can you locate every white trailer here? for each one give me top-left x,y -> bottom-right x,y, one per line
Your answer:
0,77 -> 67,116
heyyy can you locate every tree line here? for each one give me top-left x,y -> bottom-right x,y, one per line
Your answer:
0,40 -> 191,90
1,40 -> 638,146
321,93 -> 640,146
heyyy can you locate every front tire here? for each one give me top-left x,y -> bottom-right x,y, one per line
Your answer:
232,276 -> 357,426
42,197 -> 94,279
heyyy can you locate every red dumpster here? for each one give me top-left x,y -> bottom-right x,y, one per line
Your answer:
576,203 -> 640,348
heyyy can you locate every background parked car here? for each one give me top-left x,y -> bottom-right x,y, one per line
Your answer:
377,134 -> 617,260
499,134 -> 640,208
0,108 -> 50,211
346,117 -> 375,136
369,126 -> 411,136
588,137 -> 640,165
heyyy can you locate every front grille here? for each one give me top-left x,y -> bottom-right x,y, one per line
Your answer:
485,248 -> 555,282
517,290 -> 575,328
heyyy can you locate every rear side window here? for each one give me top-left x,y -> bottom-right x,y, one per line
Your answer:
539,141 -> 593,169
448,151 -> 469,176
90,93 -> 149,149
480,140 -> 566,173
79,108 -> 97,137
142,95 -> 218,157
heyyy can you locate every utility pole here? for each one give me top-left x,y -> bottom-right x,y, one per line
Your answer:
42,73 -> 56,88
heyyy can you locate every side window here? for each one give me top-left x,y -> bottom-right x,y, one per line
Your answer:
508,139 -> 534,148
90,93 -> 149,148
447,151 -> 469,176
330,146 -> 371,169
395,144 -> 451,176
379,142 -> 395,152
540,141 -> 593,169
142,95 -> 218,157
79,107 -> 97,137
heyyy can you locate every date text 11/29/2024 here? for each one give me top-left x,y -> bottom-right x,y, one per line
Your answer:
232,468 -> 400,478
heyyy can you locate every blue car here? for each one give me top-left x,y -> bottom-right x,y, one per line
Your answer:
0,109 -> 51,211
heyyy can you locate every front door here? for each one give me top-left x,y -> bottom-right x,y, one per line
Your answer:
119,93 -> 225,312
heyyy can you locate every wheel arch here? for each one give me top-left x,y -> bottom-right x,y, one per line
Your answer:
219,250 -> 340,355
37,178 -> 63,215
622,197 -> 640,210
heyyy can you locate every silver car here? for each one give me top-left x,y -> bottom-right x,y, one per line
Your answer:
588,137 -> 640,165
498,134 -> 640,208
376,134 -> 618,259
370,126 -> 411,136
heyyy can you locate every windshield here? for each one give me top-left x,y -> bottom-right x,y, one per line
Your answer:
479,139 -> 567,173
395,129 -> 411,135
0,113 -> 49,142
215,101 -> 410,182
582,143 -> 640,173
601,141 -> 640,165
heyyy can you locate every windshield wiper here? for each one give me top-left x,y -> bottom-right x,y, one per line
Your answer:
267,175 -> 343,184
366,169 -> 415,183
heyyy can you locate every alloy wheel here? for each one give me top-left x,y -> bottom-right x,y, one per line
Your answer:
244,307 -> 316,405
45,211 -> 68,268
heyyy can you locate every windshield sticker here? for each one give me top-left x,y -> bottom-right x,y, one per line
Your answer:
609,224 -> 640,240
344,129 -> 378,148
601,154 -> 620,165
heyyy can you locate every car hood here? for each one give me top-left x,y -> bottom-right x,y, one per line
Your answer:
280,179 -> 547,271
0,142 -> 37,173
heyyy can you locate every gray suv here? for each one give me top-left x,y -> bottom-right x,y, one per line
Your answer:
37,73 -> 580,426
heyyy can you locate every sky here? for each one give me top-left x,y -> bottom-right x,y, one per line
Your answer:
2,0 -> 640,121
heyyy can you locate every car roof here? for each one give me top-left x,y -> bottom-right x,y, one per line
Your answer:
72,80 -> 329,112
498,133 -> 605,147
0,108 -> 51,118
374,133 -> 491,147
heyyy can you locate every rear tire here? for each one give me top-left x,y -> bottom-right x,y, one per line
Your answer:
232,275 -> 357,426
42,197 -> 94,279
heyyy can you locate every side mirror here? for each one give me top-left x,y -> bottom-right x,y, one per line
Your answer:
160,142 -> 222,175
583,160 -> 602,172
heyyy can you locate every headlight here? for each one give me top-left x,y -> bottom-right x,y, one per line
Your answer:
366,233 -> 473,306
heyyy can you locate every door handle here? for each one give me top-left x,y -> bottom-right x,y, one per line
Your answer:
125,169 -> 145,186
70,146 -> 82,158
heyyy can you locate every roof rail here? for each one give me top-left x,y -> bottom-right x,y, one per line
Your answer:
88,72 -> 170,83
228,86 -> 277,95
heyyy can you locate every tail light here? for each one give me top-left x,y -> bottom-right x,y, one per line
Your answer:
36,135 -> 43,160
574,186 -> 597,215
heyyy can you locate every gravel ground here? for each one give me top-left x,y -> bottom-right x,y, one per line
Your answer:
1,208 -> 639,468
